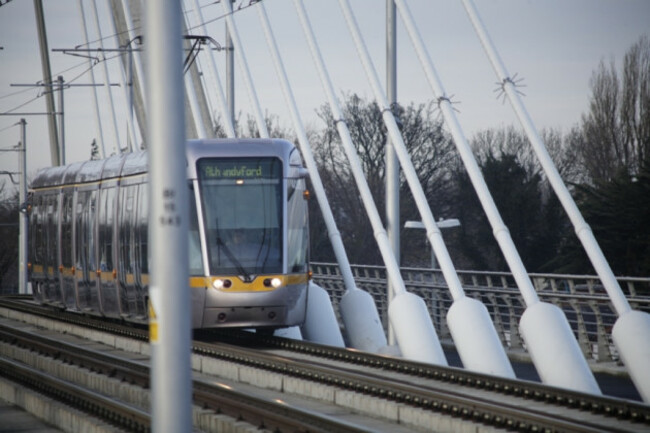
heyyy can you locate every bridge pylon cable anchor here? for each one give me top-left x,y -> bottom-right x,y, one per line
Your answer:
494,73 -> 527,102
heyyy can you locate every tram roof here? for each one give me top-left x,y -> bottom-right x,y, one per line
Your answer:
30,139 -> 298,189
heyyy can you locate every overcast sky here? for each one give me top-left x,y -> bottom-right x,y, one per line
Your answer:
1,0 -> 649,185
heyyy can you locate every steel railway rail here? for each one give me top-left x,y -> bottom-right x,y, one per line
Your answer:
1,297 -> 649,432
0,319 -> 375,433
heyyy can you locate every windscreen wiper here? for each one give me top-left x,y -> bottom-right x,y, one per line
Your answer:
216,236 -> 253,282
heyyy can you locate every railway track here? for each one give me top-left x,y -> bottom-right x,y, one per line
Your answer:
1,297 -> 649,432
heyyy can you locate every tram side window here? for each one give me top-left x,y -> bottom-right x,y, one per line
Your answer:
75,191 -> 88,272
85,191 -> 97,272
136,184 -> 148,274
45,194 -> 58,268
30,195 -> 43,264
287,178 -> 309,273
61,190 -> 73,268
119,185 -> 135,277
99,187 -> 115,271
188,184 -> 203,275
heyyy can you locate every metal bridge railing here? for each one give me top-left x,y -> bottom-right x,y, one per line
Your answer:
311,262 -> 650,365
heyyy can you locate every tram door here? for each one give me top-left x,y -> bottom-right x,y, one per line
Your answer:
44,192 -> 61,303
29,194 -> 45,302
98,184 -> 119,317
134,183 -> 148,318
75,188 -> 100,312
117,182 -> 138,317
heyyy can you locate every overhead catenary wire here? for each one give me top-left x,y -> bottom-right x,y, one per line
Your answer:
106,9 -> 138,152
221,0 -> 269,138
185,0 -> 236,137
181,14 -> 209,139
89,0 -> 122,154
78,0 -> 106,158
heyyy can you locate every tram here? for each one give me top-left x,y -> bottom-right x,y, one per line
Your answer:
28,138 -> 311,329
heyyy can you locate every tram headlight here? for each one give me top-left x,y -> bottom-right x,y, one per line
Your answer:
263,277 -> 282,288
213,278 -> 232,290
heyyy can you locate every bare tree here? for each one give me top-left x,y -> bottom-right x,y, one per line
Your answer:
580,35 -> 650,183
311,94 -> 455,265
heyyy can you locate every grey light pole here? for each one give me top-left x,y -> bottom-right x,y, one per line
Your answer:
405,219 -> 460,269
146,1 -> 191,432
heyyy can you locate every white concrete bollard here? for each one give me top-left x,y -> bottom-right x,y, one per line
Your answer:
519,301 -> 600,394
612,310 -> 650,403
300,282 -> 345,347
339,288 -> 387,353
447,296 -> 515,378
389,291 -> 447,365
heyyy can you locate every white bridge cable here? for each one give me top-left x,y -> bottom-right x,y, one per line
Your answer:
334,0 -> 468,303
393,0 -> 601,393
78,0 -> 107,158
186,0 -> 236,137
461,0 -> 650,402
221,0 -> 269,138
391,0 -> 538,307
295,0 -> 447,365
107,0 -> 138,151
255,2 -> 358,294
293,0 -> 406,298
460,0 -> 631,317
90,0 -> 122,154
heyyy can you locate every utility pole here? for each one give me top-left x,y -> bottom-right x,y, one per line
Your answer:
57,76 -> 65,164
226,1 -> 235,125
33,0 -> 60,166
18,119 -> 28,295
